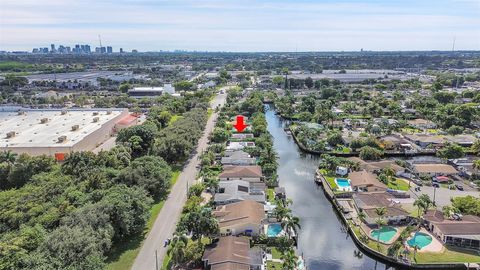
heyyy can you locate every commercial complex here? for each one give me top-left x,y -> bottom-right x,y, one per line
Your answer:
0,108 -> 136,158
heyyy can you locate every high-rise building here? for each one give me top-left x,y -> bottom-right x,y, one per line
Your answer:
84,45 -> 91,53
120,48 -> 124,53
106,46 -> 113,54
66,46 -> 71,53
74,44 -> 80,54
50,44 -> 56,53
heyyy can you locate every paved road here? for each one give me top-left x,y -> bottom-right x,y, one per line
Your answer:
131,88 -> 227,270
408,185 -> 480,207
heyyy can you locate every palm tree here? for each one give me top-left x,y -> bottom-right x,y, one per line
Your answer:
281,214 -> 301,240
167,233 -> 188,268
413,194 -> 433,217
273,198 -> 292,222
473,159 -> 480,170
374,207 -> 387,250
281,249 -> 297,270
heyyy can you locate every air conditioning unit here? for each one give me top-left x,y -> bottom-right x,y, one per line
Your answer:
106,110 -> 112,115
61,110 -> 68,115
57,136 -> 67,143
71,125 -> 79,131
40,118 -> 49,124
93,117 -> 99,123
6,131 -> 16,138
93,112 -> 99,116
17,111 -> 25,115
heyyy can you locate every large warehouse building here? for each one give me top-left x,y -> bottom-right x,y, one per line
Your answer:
0,108 -> 136,159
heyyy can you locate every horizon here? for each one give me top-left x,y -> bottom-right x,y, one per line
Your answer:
1,0 -> 480,52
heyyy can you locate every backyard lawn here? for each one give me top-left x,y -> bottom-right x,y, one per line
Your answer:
266,261 -> 283,270
267,188 -> 276,203
320,169 -> 338,190
414,247 -> 480,263
387,178 -> 410,191
106,170 -> 180,270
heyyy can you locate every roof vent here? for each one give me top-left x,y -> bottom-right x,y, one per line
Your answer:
93,117 -> 99,123
71,125 -> 79,131
6,131 -> 16,138
93,112 -> 99,116
61,110 -> 67,115
40,118 -> 49,124
17,111 -> 26,115
57,135 -> 67,143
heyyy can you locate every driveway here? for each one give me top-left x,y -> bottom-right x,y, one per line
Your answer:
131,88 -> 228,270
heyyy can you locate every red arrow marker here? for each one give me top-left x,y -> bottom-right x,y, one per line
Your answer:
233,115 -> 248,132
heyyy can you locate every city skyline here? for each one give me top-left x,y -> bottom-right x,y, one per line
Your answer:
1,0 -> 480,52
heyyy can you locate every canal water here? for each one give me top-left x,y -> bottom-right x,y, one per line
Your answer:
265,106 -> 396,270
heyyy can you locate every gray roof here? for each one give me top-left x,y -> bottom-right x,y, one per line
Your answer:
214,180 -> 266,204
221,150 -> 256,165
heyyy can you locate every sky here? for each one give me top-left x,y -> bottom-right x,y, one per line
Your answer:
1,0 -> 479,52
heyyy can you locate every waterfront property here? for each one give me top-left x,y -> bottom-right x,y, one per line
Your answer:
352,192 -> 409,226
219,165 -> 263,182
265,223 -> 284,237
213,200 -> 266,236
202,236 -> 264,270
214,180 -> 266,205
226,141 -> 256,151
348,170 -> 387,192
221,150 -> 257,165
424,210 -> 480,251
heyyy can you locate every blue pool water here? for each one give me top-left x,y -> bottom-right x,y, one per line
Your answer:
267,223 -> 283,237
335,178 -> 352,190
370,226 -> 397,243
407,232 -> 433,249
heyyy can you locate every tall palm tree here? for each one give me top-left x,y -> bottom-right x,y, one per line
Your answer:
281,249 -> 297,270
413,194 -> 433,217
281,214 -> 301,240
374,207 -> 387,250
273,202 -> 292,222
167,234 -> 188,268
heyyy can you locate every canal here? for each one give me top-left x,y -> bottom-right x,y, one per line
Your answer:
265,106 -> 395,270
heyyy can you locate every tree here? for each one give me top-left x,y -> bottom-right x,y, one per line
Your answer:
118,83 -> 131,93
62,151 -> 98,177
327,132 -> 343,147
451,196 -> 480,215
374,207 -> 387,250
437,143 -> 465,159
414,194 -> 433,217
281,214 -> 301,240
116,124 -> 157,157
359,146 -> 383,160
167,233 -> 189,267
0,151 -> 17,163
305,77 -> 314,89
115,156 -> 172,199
178,207 -> 219,242
211,127 -> 229,143
472,140 -> 480,155
281,249 -> 297,270
273,198 -> 292,222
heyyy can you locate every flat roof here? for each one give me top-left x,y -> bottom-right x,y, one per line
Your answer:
0,109 -> 125,148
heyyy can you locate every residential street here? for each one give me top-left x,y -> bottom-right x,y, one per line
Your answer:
132,88 -> 228,270
408,185 -> 480,207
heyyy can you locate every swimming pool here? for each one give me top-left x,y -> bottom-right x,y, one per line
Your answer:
335,178 -> 352,191
267,223 -> 283,237
370,226 -> 397,243
407,232 -> 433,249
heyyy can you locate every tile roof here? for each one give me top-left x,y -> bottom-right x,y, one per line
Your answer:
219,166 -> 263,179
213,200 -> 266,228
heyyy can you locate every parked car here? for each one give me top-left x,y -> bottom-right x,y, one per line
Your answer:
455,184 -> 464,191
432,183 -> 440,188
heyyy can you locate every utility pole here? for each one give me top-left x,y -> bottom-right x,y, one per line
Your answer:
155,249 -> 158,270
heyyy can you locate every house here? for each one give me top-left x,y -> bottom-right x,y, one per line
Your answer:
449,157 -> 480,180
424,210 -> 480,251
352,192 -> 409,226
231,133 -> 254,140
226,141 -> 255,151
404,134 -> 445,149
412,163 -> 459,177
348,170 -> 387,192
214,180 -> 266,205
221,150 -> 256,166
348,157 -> 405,175
202,236 -> 264,270
213,200 -> 266,236
407,118 -> 437,129
445,135 -> 477,147
219,166 -> 263,182
378,135 -> 414,152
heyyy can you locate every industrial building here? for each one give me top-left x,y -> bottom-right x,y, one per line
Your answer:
128,84 -> 176,98
0,108 -> 137,159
